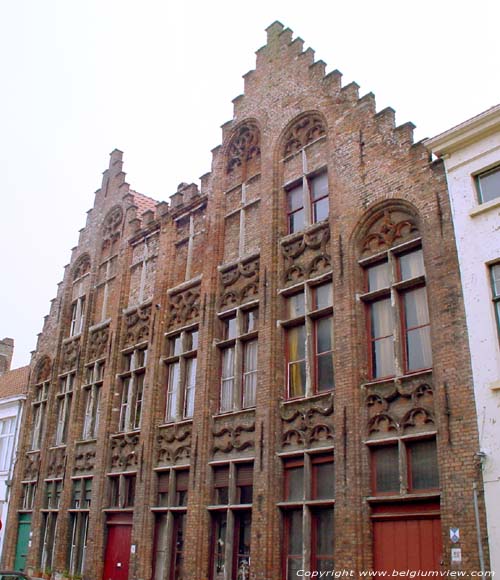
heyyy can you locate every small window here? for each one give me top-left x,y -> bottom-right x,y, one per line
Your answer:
174,470 -> 189,507
477,166 -> 500,204
408,439 -> 439,491
213,466 -> 230,505
491,263 -> 500,344
372,445 -> 399,494
157,472 -> 169,507
284,460 -> 304,502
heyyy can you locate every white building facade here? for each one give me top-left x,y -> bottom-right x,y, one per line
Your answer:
0,366 -> 28,564
426,105 -> 500,573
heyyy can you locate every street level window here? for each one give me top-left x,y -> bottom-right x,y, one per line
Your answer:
283,280 -> 334,399
476,165 -> 500,204
108,473 -> 136,508
68,477 -> 92,577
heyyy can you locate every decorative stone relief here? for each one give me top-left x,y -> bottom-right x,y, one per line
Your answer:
34,356 -> 51,383
365,377 -> 435,440
110,433 -> 140,471
227,123 -> 261,174
361,210 -> 418,256
283,113 -> 326,157
74,442 -> 96,474
102,205 -> 124,251
123,303 -> 152,347
61,338 -> 80,372
47,446 -> 66,479
73,254 -> 91,281
23,452 -> 40,480
212,413 -> 255,458
280,395 -> 334,450
166,284 -> 201,330
88,325 -> 109,361
218,256 -> 259,310
281,222 -> 331,285
156,424 -> 192,466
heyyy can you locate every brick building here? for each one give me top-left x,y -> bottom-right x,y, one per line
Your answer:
2,22 -> 490,579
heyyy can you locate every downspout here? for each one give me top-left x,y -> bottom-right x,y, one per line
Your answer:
473,481 -> 485,573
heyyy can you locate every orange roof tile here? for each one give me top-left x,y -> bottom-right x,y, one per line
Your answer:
0,366 -> 29,399
131,191 -> 158,217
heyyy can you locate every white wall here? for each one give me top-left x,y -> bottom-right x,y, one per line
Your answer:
443,133 -> 500,573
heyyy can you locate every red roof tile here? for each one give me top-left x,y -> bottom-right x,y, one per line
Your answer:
0,366 -> 29,399
131,191 -> 158,217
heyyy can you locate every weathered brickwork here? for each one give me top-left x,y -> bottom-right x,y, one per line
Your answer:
3,21 -> 490,580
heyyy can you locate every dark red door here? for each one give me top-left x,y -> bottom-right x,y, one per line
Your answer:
373,516 -> 442,571
102,514 -> 133,580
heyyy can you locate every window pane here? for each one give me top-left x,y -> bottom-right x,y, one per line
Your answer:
373,337 -> 395,378
492,264 -> 500,296
287,293 -> 305,318
313,508 -> 334,561
220,347 -> 235,412
313,197 -> 329,223
373,445 -> 399,493
166,362 -> 180,421
224,316 -> 237,340
221,347 -> 235,379
288,184 -> 304,211
243,308 -> 259,333
287,509 -> 303,554
317,354 -> 334,392
367,262 -> 390,292
404,287 -> 430,328
235,512 -> 252,577
212,513 -> 227,577
407,326 -> 432,371
243,340 -> 258,408
184,357 -> 197,418
187,329 -> 199,351
399,249 -> 425,281
289,362 -> 306,398
286,465 -> 304,501
478,167 -> 500,203
404,287 -> 432,371
314,283 -> 333,310
289,209 -> 305,234
371,299 -> 393,339
287,325 -> 305,361
310,172 -> 328,200
410,439 -> 439,490
170,335 -> 182,356
316,317 -> 332,353
313,461 -> 335,499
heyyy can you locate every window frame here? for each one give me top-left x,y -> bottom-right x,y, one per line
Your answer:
0,416 -> 16,471
67,476 -> 92,577
69,295 -> 86,337
118,346 -> 148,433
490,262 -> 500,346
82,360 -> 104,440
475,164 -> 500,204
286,168 -> 329,235
55,373 -> 75,445
31,381 -> 49,451
107,472 -> 136,509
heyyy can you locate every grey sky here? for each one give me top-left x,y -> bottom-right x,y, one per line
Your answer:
1,0 -> 499,368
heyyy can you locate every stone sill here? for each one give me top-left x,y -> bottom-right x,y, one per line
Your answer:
469,197 -> 500,217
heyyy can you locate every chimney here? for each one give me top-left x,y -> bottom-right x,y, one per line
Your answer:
0,338 -> 14,375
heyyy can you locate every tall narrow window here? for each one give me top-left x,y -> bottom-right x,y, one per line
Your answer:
118,347 -> 147,432
82,361 -> 104,439
209,462 -> 253,580
70,296 -> 86,337
286,170 -> 329,234
284,281 -> 334,399
31,381 -> 49,450
55,373 -> 74,445
0,417 -> 16,471
68,478 -> 92,577
490,263 -> 500,344
164,328 -> 198,422
280,453 -> 335,576
40,479 -> 62,572
217,307 -> 259,413
362,245 -> 432,379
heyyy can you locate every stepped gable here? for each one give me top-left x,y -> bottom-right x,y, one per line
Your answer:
0,366 -> 29,398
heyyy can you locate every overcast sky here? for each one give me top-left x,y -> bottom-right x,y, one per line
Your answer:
1,0 -> 499,369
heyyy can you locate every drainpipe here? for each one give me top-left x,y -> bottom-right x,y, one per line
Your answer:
473,481 -> 485,573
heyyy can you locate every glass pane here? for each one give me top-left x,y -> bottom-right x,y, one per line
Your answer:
373,445 -> 399,493
316,317 -> 332,353
243,308 -> 259,333
313,461 -> 335,499
289,361 -> 306,398
170,335 -> 182,356
313,508 -> 334,556
373,337 -> 395,378
370,299 -> 393,339
310,172 -> 328,200
220,379 -> 234,412
288,183 -> 304,211
410,439 -> 439,490
314,282 -> 332,309
244,340 -> 258,372
287,510 -> 303,556
213,514 -> 227,578
407,326 -> 432,371
136,348 -> 147,367
184,358 -> 196,418
404,287 -> 430,328
154,515 -> 169,580
286,466 -> 304,501
287,293 -> 305,318
478,167 -> 500,203
287,325 -> 305,361
224,316 -> 237,340
367,262 -> 390,292
221,347 -> 235,379
287,559 -> 303,580
187,329 -> 199,350
289,209 -> 305,234
492,264 -> 500,296
166,362 -> 180,420
399,249 -> 425,281
317,354 -> 334,391
313,197 -> 329,222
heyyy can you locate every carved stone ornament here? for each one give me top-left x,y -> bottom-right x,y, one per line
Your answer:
219,257 -> 259,310
47,446 -> 66,479
365,379 -> 435,439
227,123 -> 261,174
124,303 -> 152,347
102,206 -> 124,251
61,338 -> 80,372
281,222 -> 331,285
156,424 -> 192,466
110,433 -> 140,471
280,396 -> 334,449
74,442 -> 96,474
88,325 -> 109,361
23,452 -> 40,480
361,210 -> 418,256
166,285 -> 201,330
283,113 -> 326,157
213,418 -> 255,456
34,356 -> 51,383
72,254 -> 91,281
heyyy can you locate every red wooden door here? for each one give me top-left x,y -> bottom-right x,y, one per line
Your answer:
374,516 -> 442,571
102,515 -> 133,580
